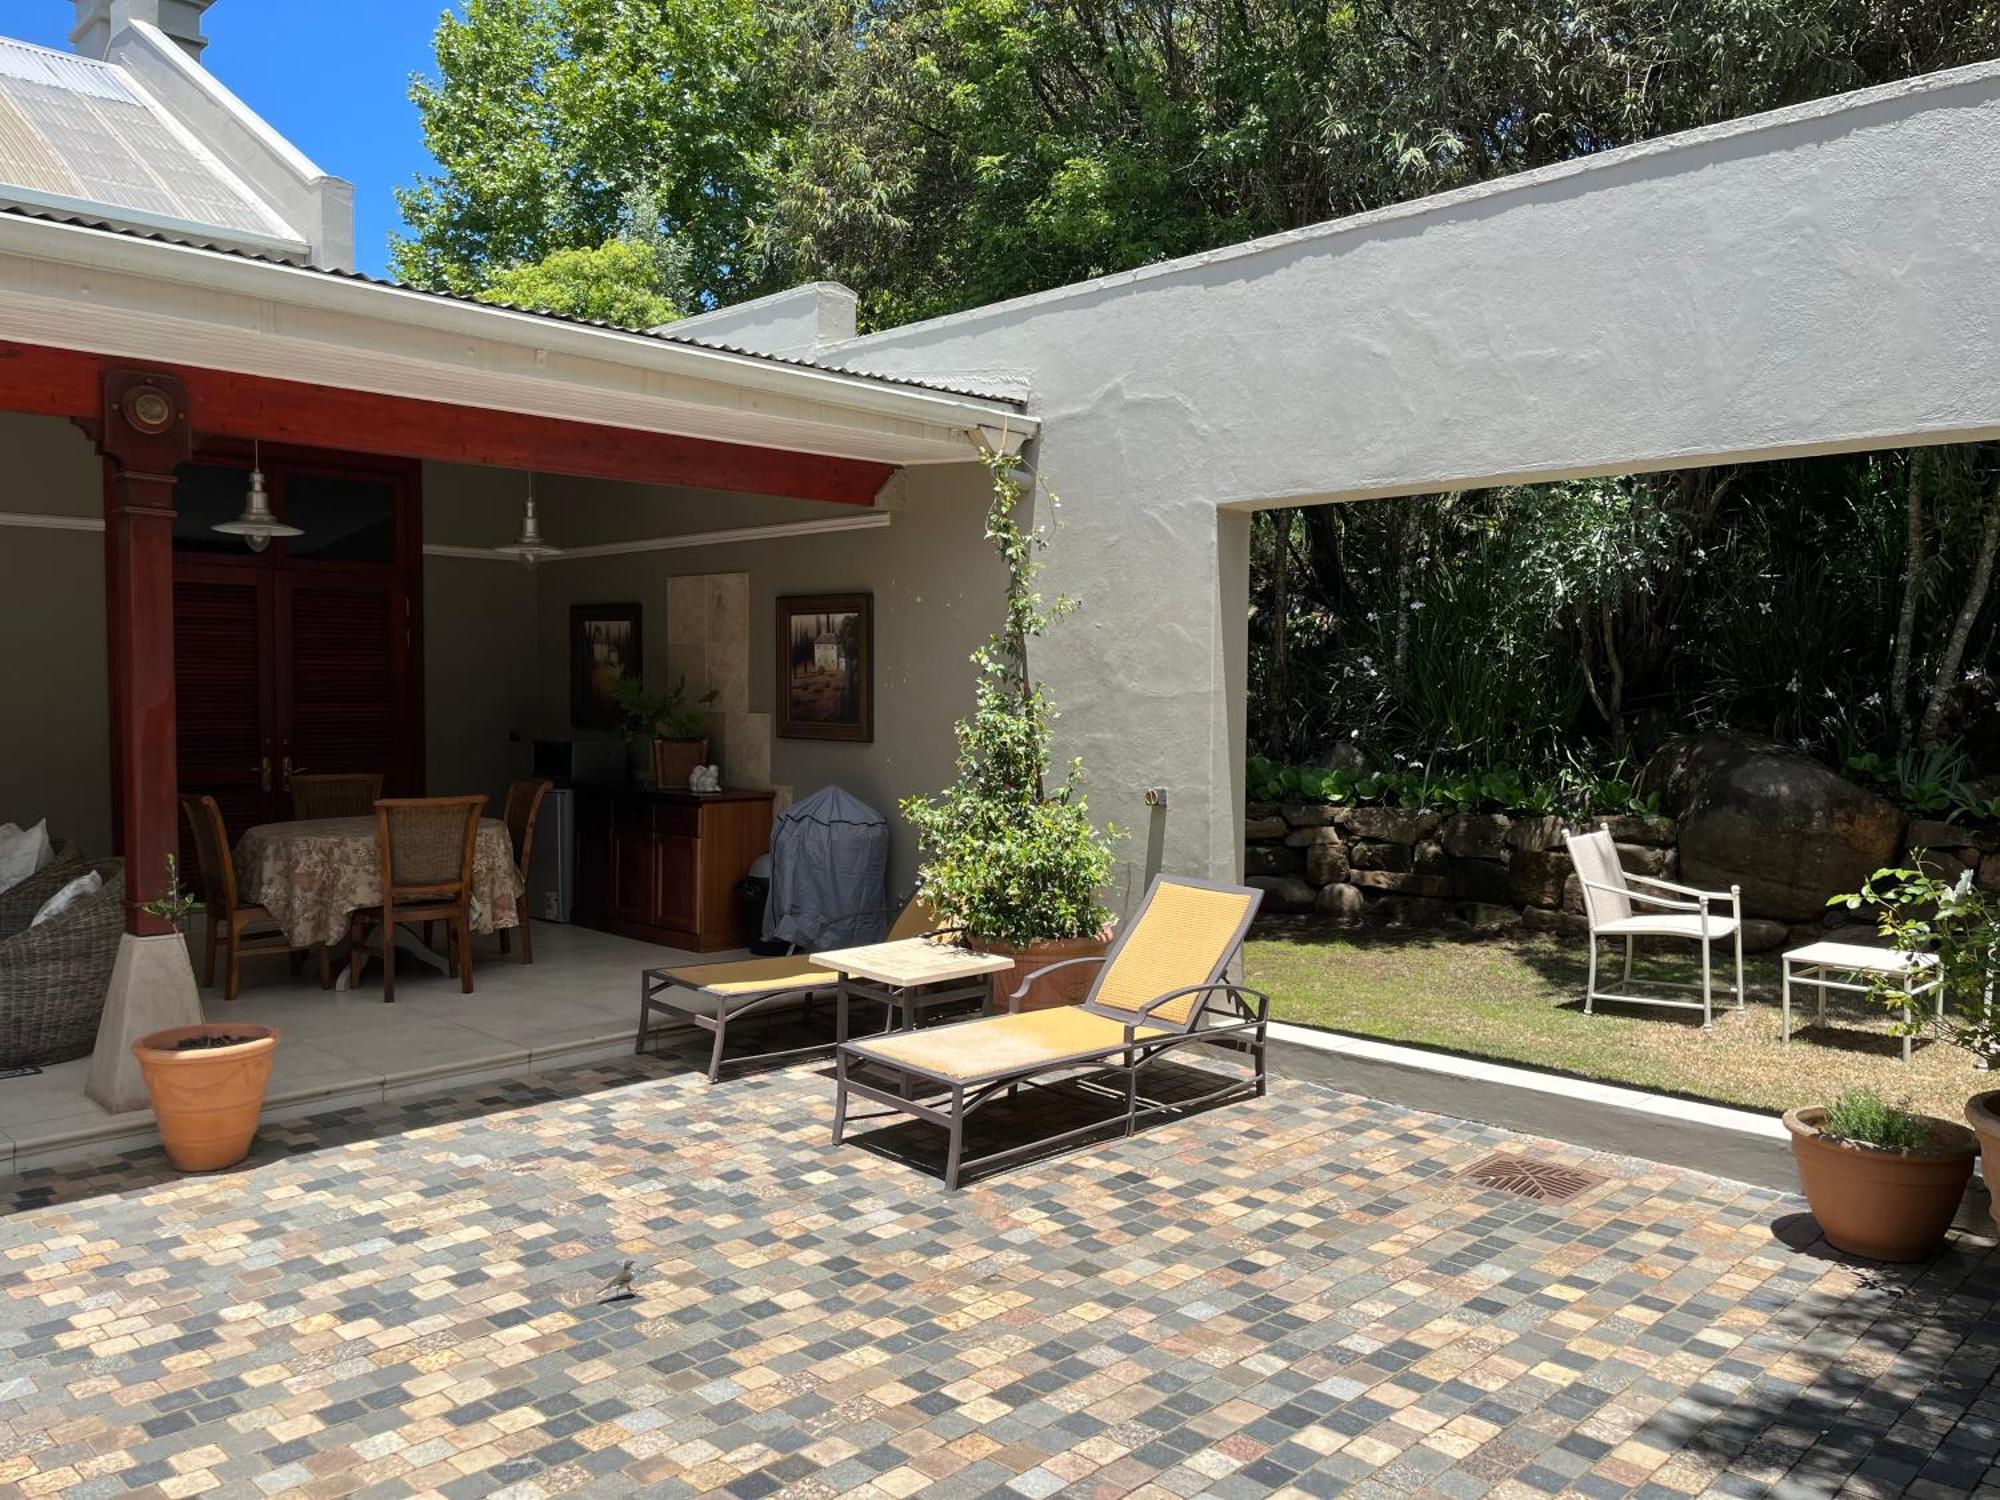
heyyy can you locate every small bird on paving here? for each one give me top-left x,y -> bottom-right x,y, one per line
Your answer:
597,1260 -> 637,1301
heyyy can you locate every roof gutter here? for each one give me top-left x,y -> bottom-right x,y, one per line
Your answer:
0,212 -> 1036,440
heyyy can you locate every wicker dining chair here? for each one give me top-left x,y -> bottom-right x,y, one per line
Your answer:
496,777 -> 552,965
181,794 -> 322,1000
290,772 -> 384,821
348,795 -> 486,1002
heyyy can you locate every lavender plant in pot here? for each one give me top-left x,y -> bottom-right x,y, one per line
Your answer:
902,447 -> 1120,1011
1836,862 -> 2000,1231
1783,1088 -> 1975,1261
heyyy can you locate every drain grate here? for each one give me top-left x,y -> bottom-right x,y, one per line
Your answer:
1461,1153 -> 1606,1203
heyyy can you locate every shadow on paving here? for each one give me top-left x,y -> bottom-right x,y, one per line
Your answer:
835,1054 -> 1260,1189
1624,1213 -> 2000,1495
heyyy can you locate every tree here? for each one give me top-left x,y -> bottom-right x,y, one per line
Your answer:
478,238 -> 681,328
393,0 -> 779,308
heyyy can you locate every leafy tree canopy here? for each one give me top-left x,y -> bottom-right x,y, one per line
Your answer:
395,0 -> 2000,328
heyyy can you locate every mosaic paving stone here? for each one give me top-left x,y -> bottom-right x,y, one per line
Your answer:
0,1042 -> 1994,1499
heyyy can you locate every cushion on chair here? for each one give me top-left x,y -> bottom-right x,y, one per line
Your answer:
0,820 -> 55,895
662,954 -> 841,997
1595,914 -> 1740,940
31,869 -> 102,927
850,1008 -> 1166,1082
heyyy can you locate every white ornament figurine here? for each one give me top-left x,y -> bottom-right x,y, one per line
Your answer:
688,764 -> 722,793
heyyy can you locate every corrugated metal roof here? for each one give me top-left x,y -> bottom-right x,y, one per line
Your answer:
0,200 -> 1028,408
0,36 -> 298,251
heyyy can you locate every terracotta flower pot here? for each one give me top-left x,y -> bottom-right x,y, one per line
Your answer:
1966,1090 -> 2000,1234
1783,1105 -> 1976,1262
651,737 -> 709,790
977,931 -> 1114,1013
133,1023 -> 279,1173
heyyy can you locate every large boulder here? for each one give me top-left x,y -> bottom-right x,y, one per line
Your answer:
1641,734 -> 1904,921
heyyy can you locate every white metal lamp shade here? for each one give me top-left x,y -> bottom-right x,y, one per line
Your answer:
212,459 -> 301,553
494,480 -> 564,566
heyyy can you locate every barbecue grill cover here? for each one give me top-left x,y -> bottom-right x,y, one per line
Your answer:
761,786 -> 891,949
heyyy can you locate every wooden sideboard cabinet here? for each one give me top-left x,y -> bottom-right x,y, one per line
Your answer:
573,787 -> 775,951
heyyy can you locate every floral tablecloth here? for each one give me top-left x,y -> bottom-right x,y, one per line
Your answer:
234,816 -> 524,949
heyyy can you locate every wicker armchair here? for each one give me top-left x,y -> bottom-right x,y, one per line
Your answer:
497,777 -> 551,964
0,856 -> 124,1069
349,795 -> 486,1002
290,773 -> 384,821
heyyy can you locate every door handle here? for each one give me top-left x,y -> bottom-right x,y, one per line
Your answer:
283,756 -> 308,787
257,756 -> 272,793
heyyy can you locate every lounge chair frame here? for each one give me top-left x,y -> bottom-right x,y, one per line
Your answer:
832,876 -> 1268,1190
636,900 -> 969,1082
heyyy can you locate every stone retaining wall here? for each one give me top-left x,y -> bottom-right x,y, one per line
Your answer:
1245,804 -> 2000,951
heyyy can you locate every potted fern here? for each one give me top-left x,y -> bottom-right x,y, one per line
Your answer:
902,448 -> 1120,1011
612,674 -> 719,790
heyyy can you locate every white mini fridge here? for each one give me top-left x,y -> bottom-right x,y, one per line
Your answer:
525,787 -> 575,923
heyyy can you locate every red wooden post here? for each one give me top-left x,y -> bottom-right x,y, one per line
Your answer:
96,372 -> 193,937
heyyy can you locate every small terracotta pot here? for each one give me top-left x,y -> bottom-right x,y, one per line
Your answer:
978,931 -> 1114,1013
1784,1105 -> 1976,1262
133,1023 -> 279,1173
1966,1090 -> 2000,1233
651,737 -> 708,790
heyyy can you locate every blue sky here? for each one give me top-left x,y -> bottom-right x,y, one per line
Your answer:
10,2 -> 446,278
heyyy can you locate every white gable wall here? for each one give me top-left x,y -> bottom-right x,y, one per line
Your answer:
825,62 -> 2000,898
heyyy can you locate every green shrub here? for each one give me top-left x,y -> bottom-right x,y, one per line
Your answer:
902,451 -> 1118,949
1818,1088 -> 1932,1151
1244,754 -> 1659,819
1837,865 -> 2000,1065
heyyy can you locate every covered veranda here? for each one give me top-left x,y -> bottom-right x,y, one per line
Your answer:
0,206 -> 1032,1171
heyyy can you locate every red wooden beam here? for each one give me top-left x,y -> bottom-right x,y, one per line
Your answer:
0,341 -> 897,505
95,370 -> 193,937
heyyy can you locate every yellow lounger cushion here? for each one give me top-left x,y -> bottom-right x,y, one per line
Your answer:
850,1007 -> 1165,1082
1092,882 -> 1257,1026
662,955 -> 840,997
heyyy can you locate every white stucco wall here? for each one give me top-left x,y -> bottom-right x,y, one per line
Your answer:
822,61 -> 2000,894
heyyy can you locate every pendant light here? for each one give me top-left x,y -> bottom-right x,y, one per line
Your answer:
213,440 -> 301,553
494,473 -> 563,566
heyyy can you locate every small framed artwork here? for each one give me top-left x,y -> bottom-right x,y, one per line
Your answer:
777,593 -> 873,742
571,603 -> 642,730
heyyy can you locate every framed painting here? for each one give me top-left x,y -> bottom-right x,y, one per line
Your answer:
570,603 -> 641,730
777,593 -> 873,742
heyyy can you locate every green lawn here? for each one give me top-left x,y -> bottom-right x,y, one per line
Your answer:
1247,918 -> 1984,1121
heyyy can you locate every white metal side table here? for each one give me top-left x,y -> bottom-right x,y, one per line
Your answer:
1780,940 -> 1944,1062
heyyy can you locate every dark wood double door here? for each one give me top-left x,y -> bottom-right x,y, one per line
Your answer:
170,450 -> 424,872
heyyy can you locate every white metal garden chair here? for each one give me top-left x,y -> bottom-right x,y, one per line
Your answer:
1565,825 -> 1744,1029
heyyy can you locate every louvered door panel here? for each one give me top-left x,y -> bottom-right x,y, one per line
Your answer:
172,568 -> 278,875
280,578 -> 404,797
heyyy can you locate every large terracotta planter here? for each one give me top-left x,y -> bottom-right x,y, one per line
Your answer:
1784,1106 -> 1975,1262
1967,1090 -> 2000,1233
978,932 -> 1113,1012
133,1023 -> 279,1172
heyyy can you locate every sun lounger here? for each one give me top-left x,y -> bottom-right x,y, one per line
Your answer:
638,896 -> 939,1082
832,876 -> 1267,1188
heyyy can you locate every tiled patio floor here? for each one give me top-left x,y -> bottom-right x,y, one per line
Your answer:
0,1045 -> 1995,1500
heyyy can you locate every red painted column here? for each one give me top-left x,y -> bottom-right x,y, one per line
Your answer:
95,372 -> 193,937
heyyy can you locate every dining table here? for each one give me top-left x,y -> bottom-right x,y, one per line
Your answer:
232,816 -> 524,982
